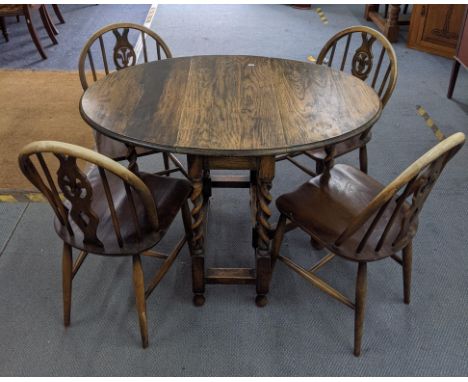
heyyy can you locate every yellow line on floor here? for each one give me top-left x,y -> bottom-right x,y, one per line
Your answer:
416,105 -> 446,142
315,7 -> 328,25
134,2 -> 159,61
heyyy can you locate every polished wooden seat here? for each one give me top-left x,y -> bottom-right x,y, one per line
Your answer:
19,141 -> 193,348
0,5 -> 58,59
78,22 -> 187,178
272,132 -> 465,356
279,26 -> 397,175
276,164 -> 417,262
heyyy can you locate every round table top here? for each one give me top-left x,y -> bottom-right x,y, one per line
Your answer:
80,55 -> 382,157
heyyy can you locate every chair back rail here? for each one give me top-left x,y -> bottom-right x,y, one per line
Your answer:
317,25 -> 398,107
18,141 -> 159,249
78,22 -> 172,90
335,132 -> 465,252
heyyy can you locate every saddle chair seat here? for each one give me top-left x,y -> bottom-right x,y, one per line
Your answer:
55,168 -> 192,256
276,164 -> 418,262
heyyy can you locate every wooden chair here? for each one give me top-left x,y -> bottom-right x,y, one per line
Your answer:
0,5 -> 58,59
18,141 -> 194,348
78,23 -> 187,178
278,26 -> 398,176
272,132 -> 465,356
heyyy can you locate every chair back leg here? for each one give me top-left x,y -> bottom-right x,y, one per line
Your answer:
52,4 -> 65,24
62,243 -> 73,327
402,241 -> 413,304
38,5 -> 58,44
354,262 -> 367,356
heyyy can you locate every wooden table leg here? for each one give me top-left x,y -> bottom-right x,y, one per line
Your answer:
255,156 -> 275,307
187,155 -> 206,306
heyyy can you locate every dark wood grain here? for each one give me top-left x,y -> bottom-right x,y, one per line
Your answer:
80,55 -> 382,156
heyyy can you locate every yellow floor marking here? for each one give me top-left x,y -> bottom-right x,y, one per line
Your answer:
416,105 -> 446,142
0,195 -> 16,202
25,193 -> 46,202
315,7 -> 329,25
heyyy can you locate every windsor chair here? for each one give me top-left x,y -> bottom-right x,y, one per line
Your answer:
18,141 -> 193,348
271,132 -> 465,356
278,26 -> 398,176
78,23 -> 187,178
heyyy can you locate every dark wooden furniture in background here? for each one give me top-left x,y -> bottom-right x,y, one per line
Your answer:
0,4 -> 58,59
78,23 -> 187,178
365,5 -> 410,42
18,141 -> 193,348
408,4 -> 466,58
80,54 -> 382,307
272,133 -> 465,356
448,6 -> 468,99
278,26 -> 398,176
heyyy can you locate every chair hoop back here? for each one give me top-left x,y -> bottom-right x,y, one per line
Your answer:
317,25 -> 398,107
18,141 -> 159,249
78,22 -> 172,90
336,132 -> 465,251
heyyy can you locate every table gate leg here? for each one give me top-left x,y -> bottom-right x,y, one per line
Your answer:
255,156 -> 275,307
188,155 -> 206,306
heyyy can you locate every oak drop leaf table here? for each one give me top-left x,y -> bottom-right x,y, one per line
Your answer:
80,55 -> 382,307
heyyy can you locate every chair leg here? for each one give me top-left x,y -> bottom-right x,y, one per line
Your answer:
132,255 -> 148,348
354,262 -> 367,357
271,213 -> 287,269
24,6 -> 47,59
447,60 -> 461,99
62,243 -> 73,327
181,200 -> 194,249
0,17 -> 8,42
402,241 -> 413,304
162,153 -> 170,175
359,145 -> 368,174
39,5 -> 58,44
315,160 -> 324,175
44,6 -> 59,35
52,4 -> 65,24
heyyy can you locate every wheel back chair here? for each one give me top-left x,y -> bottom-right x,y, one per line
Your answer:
78,23 -> 188,178
272,132 -> 465,356
277,26 -> 398,176
18,140 -> 194,348
0,5 -> 59,59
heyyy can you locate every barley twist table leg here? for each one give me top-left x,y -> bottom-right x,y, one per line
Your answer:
188,155 -> 206,306
255,156 -> 275,307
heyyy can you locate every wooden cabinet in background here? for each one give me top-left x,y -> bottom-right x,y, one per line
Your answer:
408,4 -> 465,58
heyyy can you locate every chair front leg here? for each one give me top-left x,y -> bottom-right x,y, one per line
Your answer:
62,243 -> 73,327
354,262 -> 367,357
132,255 -> 148,348
402,241 -> 413,304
